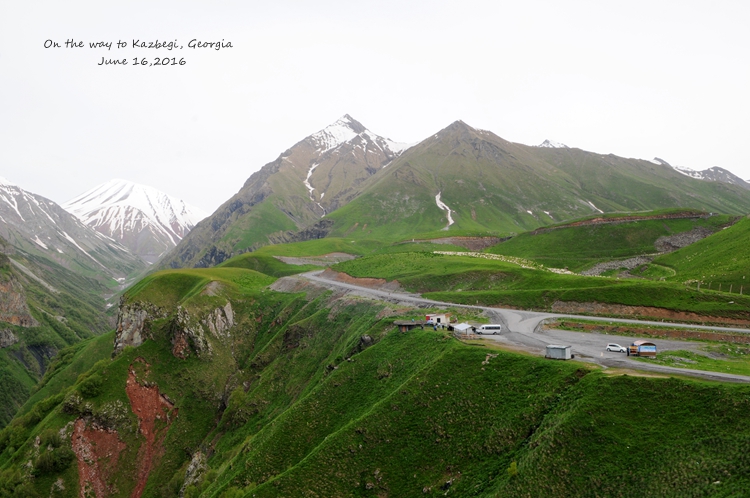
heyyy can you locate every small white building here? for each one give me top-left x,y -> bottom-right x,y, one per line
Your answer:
545,345 -> 572,360
426,313 -> 452,325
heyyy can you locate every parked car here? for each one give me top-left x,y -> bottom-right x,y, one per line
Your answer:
475,324 -> 503,335
606,343 -> 627,353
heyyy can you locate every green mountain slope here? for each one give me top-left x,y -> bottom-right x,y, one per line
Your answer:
2,263 -> 750,497
332,251 -> 750,322
654,215 -> 750,291
158,116 -> 406,269
159,118 -> 750,271
326,121 -> 750,241
0,238 -> 115,428
487,211 -> 733,271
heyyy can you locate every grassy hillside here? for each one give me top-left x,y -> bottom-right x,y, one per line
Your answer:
654,216 -> 750,292
1,261 -> 750,497
491,374 -> 750,497
325,123 -> 750,242
333,252 -> 750,322
534,146 -> 750,214
0,250 -> 114,428
487,212 -> 731,271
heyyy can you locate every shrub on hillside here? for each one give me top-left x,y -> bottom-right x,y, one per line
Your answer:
33,446 -> 74,475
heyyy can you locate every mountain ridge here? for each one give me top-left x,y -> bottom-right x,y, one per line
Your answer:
158,115 -> 409,269
0,177 -> 145,280
161,117 -> 750,269
63,179 -> 208,264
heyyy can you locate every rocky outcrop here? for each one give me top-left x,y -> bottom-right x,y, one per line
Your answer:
171,306 -> 212,359
0,271 -> 39,328
171,302 -> 234,359
113,299 -> 168,356
0,329 -> 18,348
195,246 -> 232,268
654,227 -> 714,252
203,302 -> 234,339
179,451 -> 207,497
580,256 -> 654,276
265,219 -> 335,247
348,335 -> 374,357
115,296 -> 236,359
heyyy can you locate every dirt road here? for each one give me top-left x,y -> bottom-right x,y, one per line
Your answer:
297,270 -> 750,383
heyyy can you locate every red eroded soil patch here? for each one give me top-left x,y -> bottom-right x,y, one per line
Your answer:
408,236 -> 507,251
320,269 -> 405,292
72,419 -> 127,498
553,320 -> 750,344
125,358 -> 177,498
532,212 -> 707,234
551,301 -> 750,327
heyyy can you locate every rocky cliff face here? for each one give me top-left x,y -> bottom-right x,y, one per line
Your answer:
114,298 -> 235,359
0,329 -> 18,348
171,302 -> 235,359
0,270 -> 39,328
113,300 -> 168,355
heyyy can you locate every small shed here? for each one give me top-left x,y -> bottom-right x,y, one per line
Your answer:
545,345 -> 572,360
632,340 -> 657,357
393,320 -> 427,332
425,313 -> 452,325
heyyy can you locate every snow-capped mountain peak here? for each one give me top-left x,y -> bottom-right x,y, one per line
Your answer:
0,176 -> 144,278
309,115 -> 410,155
0,176 -> 17,187
669,166 -> 750,190
63,179 -> 208,263
309,115 -> 363,152
538,139 -> 569,148
651,157 -> 671,167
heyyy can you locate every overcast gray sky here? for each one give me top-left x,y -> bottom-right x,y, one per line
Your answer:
1,0 -> 748,214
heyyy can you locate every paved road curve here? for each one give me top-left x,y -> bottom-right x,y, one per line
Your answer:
298,270 -> 750,383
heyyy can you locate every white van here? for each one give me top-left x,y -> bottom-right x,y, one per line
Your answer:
475,324 -> 503,335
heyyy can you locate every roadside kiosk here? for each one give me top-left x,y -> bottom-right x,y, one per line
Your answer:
628,341 -> 657,357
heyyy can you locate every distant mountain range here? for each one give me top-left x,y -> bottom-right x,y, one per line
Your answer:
0,177 -> 144,279
63,179 -> 207,264
159,116 -> 750,269
3,117 -> 748,277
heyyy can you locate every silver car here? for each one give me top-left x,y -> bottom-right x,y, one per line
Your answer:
606,343 -> 627,353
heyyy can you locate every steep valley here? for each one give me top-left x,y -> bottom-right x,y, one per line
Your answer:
2,264 -> 750,497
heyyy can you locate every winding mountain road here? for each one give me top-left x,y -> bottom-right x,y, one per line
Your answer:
297,270 -> 750,383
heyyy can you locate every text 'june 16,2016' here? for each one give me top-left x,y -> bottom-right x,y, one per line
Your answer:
42,39 -> 233,66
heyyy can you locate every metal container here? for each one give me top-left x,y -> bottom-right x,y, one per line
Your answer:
545,345 -> 572,360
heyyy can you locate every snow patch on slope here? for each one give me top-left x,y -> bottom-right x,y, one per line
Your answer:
673,166 -> 705,180
304,163 -> 326,215
32,236 -> 48,249
538,139 -> 569,148
586,201 -> 603,213
435,192 -> 454,230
